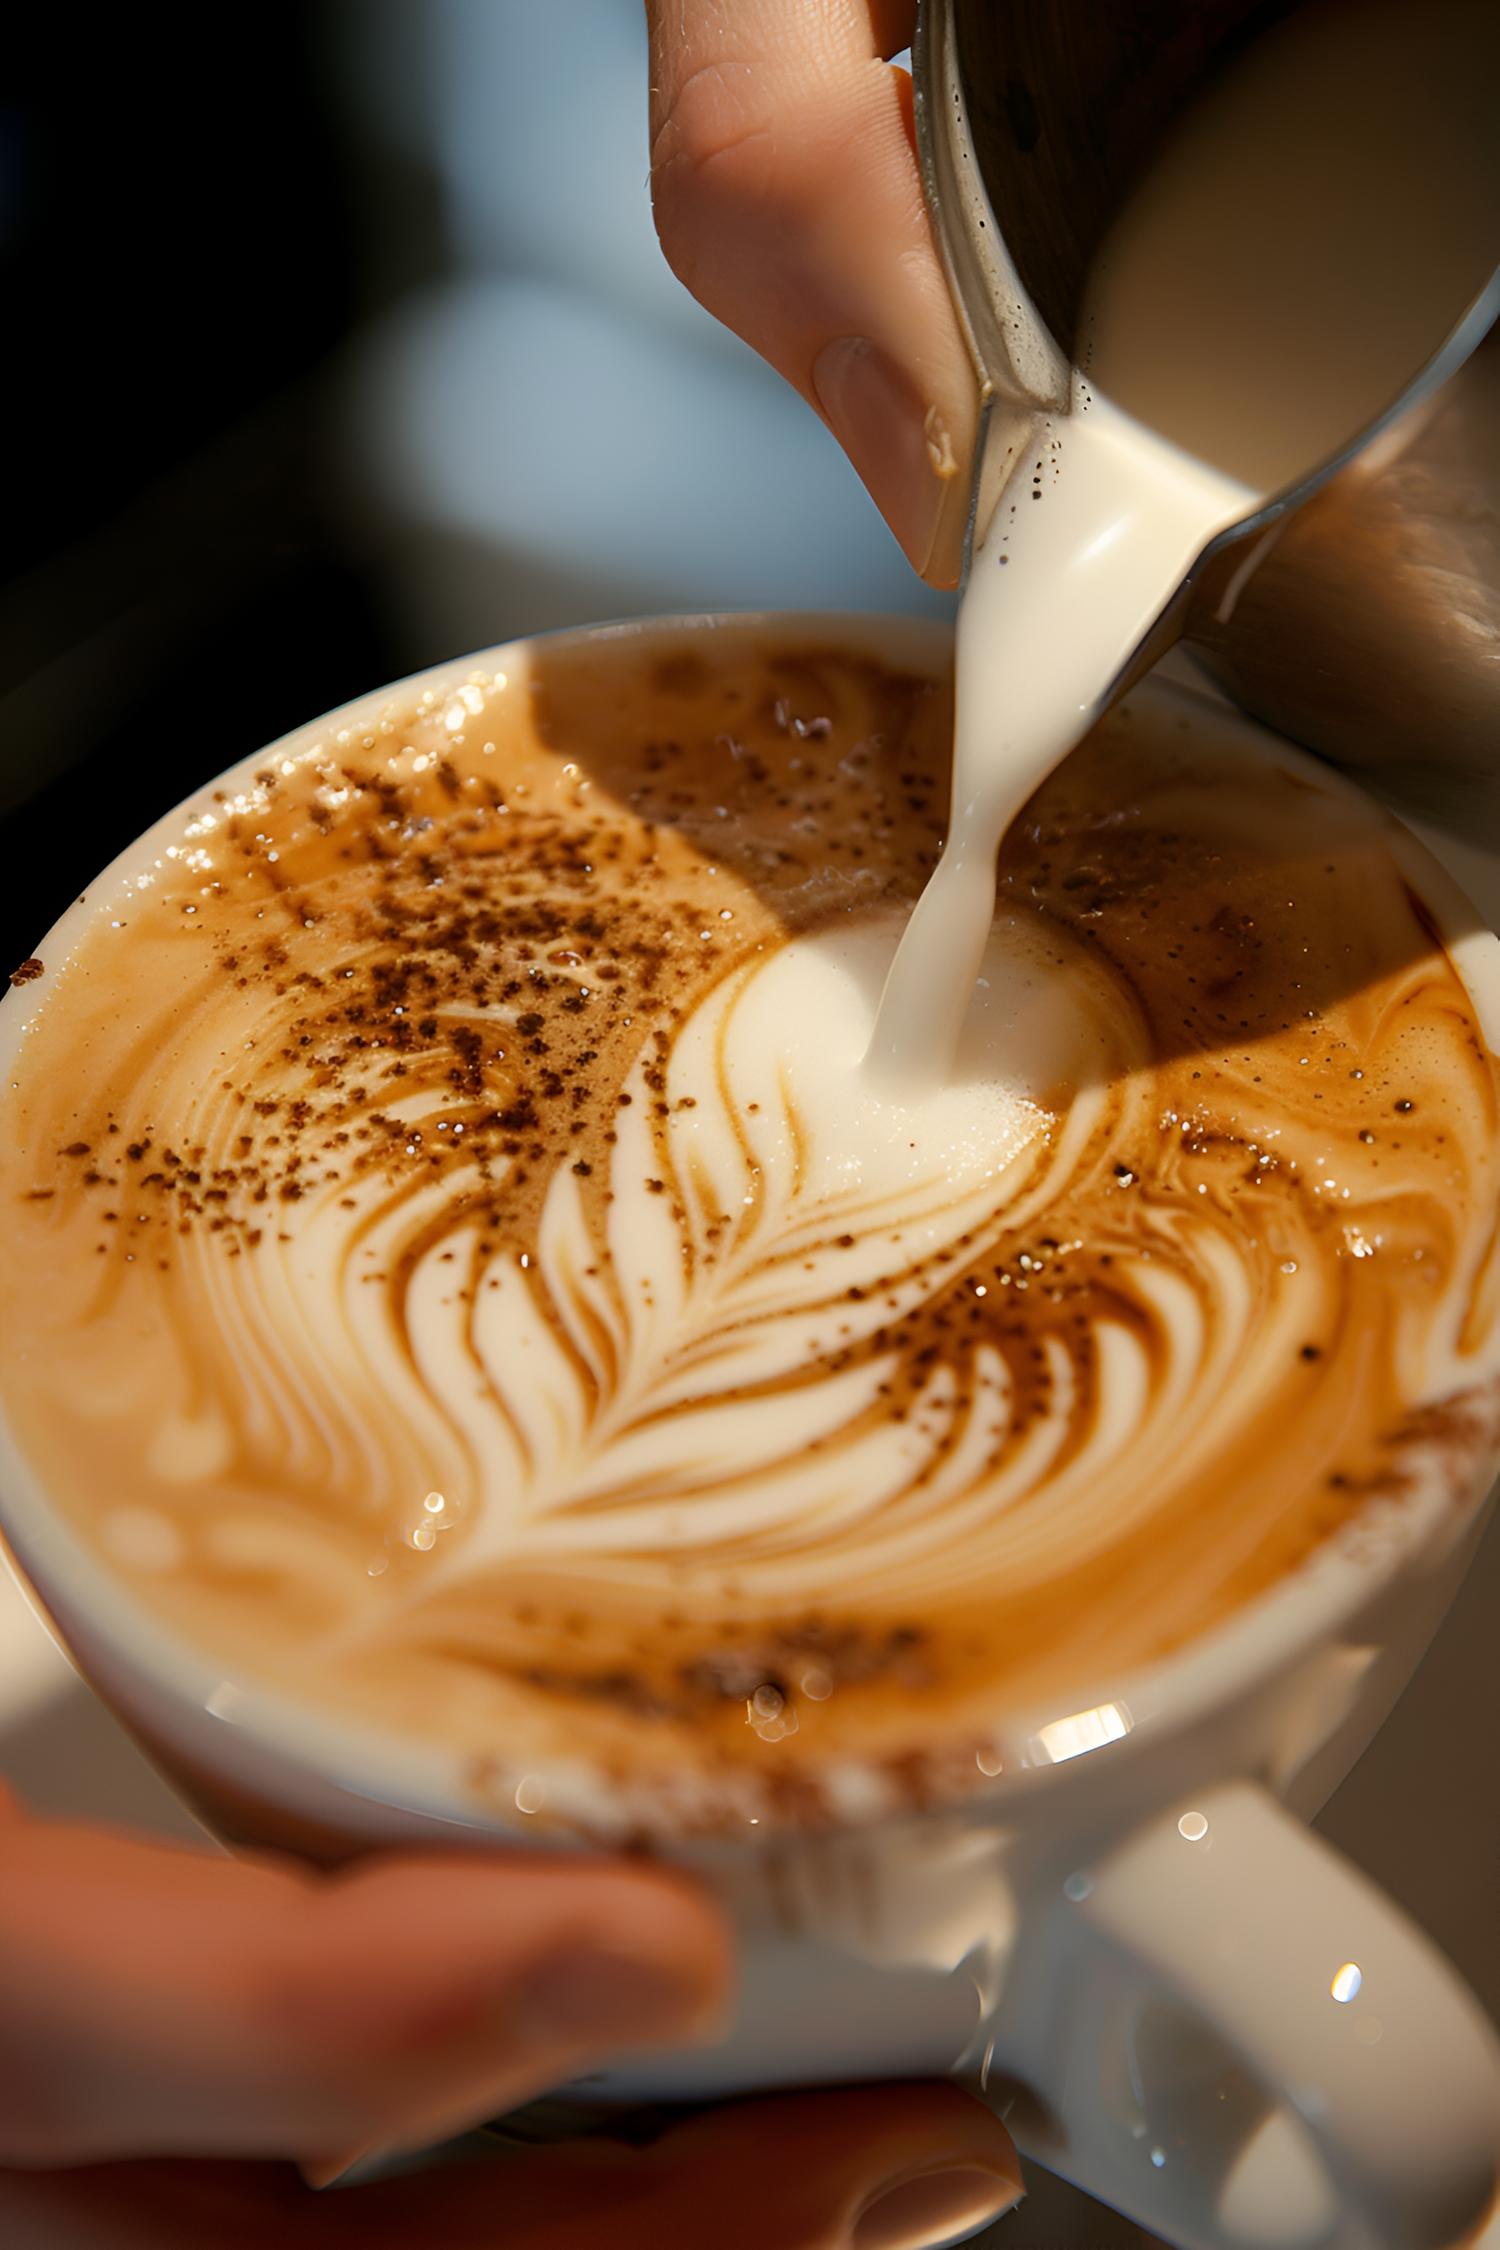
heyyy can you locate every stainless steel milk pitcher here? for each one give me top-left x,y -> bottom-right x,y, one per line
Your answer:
914,0 -> 1500,837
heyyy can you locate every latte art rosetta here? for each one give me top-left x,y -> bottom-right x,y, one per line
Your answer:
3,634 -> 1499,1836
394,916 -> 1110,1587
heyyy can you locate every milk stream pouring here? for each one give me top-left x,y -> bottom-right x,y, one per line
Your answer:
872,0 -> 1500,1088
865,383 -> 1254,1088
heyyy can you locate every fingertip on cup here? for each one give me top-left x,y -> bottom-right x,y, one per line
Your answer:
509,1940 -> 726,2055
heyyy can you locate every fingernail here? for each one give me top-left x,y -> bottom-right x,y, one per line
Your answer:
813,336 -> 963,580
298,2142 -> 380,2191
510,1946 -> 717,2054
852,2164 -> 1023,2250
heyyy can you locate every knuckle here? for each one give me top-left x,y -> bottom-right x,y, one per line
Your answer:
651,61 -> 770,196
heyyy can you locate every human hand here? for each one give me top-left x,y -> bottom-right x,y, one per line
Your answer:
0,1778 -> 729,2175
645,0 -> 977,588
0,1778 -> 1025,2246
0,2085 -> 1025,2250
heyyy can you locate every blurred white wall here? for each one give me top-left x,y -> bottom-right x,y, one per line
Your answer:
339,0 -> 954,660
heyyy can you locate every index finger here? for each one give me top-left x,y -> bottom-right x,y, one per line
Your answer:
0,1795 -> 730,2169
646,0 -> 978,585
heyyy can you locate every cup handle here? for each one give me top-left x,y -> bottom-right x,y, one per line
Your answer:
1047,1781 -> 1500,2249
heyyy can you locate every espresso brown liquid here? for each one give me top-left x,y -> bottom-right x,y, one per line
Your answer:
2,633 -> 1497,1836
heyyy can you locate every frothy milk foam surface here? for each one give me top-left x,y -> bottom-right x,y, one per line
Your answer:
2,638 -> 1499,1838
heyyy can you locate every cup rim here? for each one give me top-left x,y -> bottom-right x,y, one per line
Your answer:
3,608 -> 1498,1846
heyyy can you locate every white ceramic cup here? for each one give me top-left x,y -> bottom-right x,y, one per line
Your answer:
2,614 -> 1498,2250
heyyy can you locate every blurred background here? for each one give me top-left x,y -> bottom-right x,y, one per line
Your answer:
0,0 -> 949,976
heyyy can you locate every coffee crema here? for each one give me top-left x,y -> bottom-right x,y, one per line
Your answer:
3,631 -> 1498,1837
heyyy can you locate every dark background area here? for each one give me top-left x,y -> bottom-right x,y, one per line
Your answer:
0,0 -> 952,980
0,4 -> 400,975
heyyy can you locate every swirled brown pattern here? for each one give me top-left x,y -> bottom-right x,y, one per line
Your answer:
2,632 -> 1498,1836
